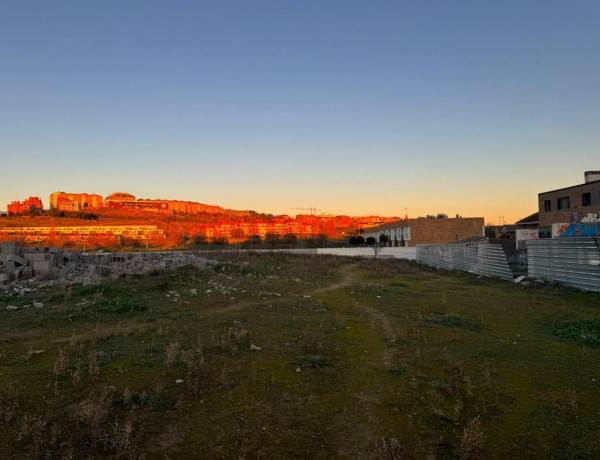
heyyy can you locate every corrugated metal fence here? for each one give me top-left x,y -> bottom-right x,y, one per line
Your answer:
417,242 -> 513,281
527,238 -> 600,292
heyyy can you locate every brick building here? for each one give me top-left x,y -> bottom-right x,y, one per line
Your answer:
538,171 -> 600,231
365,216 -> 484,247
7,197 -> 43,215
50,192 -> 103,211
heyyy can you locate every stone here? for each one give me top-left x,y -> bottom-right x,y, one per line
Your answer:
176,379 -> 183,384
250,344 -> 262,351
6,305 -> 19,310
32,301 -> 44,308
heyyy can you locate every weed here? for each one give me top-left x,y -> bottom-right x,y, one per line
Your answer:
52,347 -> 69,377
71,368 -> 82,387
17,414 -> 48,457
93,291 -> 104,304
88,351 -> 103,376
60,282 -> 72,301
374,437 -> 406,459
299,325 -> 326,353
216,324 -> 249,355
388,367 -> 406,376
0,389 -> 19,423
427,313 -> 483,332
165,340 -> 181,369
457,416 -> 485,459
551,319 -> 600,348
292,354 -> 333,368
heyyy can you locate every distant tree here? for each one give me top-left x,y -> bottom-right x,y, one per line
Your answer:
192,234 -> 207,245
283,233 -> 298,246
349,236 -> 365,246
316,233 -> 328,248
246,235 -> 261,247
379,234 -> 390,246
265,233 -> 281,247
365,236 -> 376,246
179,233 -> 190,245
211,236 -> 228,245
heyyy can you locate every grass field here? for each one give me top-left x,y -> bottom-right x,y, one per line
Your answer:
1,254 -> 599,459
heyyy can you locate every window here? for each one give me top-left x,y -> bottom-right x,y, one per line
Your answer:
582,192 -> 591,206
557,196 -> 570,210
544,200 -> 551,211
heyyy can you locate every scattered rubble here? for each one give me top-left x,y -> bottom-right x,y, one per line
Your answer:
0,242 -> 217,289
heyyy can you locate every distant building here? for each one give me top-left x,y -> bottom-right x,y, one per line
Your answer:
50,192 -> 103,211
7,197 -> 43,215
365,216 -> 484,247
104,192 -> 137,205
538,171 -> 600,232
514,212 -> 540,248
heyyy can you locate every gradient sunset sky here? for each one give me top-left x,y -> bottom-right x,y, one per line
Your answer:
1,1 -> 598,224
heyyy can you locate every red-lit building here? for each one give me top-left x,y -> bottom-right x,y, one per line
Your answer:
7,197 -> 43,215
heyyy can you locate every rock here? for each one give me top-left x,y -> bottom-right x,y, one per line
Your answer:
32,301 -> 44,308
6,305 -> 19,311
427,380 -> 445,389
514,276 -> 527,283
250,344 -> 262,351
176,379 -> 183,384
296,367 -> 301,373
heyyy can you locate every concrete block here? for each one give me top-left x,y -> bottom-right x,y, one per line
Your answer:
32,260 -> 52,276
1,242 -> 20,254
7,255 -> 27,266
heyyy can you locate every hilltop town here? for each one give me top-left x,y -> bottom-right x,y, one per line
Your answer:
2,191 -> 401,249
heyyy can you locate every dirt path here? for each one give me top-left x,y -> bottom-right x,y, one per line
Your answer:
366,307 -> 395,369
200,263 -> 360,317
311,263 -> 359,295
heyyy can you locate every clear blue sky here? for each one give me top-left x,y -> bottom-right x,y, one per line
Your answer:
1,1 -> 598,223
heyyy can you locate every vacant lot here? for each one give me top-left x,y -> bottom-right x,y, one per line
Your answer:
1,254 -> 599,459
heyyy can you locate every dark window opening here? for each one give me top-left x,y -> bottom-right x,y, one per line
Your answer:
582,192 -> 591,206
544,200 -> 551,211
557,196 -> 570,210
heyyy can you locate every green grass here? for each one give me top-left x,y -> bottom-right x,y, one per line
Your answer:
0,253 -> 599,459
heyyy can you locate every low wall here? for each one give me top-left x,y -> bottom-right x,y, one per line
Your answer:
217,247 -> 417,260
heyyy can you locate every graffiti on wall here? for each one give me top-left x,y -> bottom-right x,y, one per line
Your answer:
552,223 -> 600,238
581,212 -> 600,223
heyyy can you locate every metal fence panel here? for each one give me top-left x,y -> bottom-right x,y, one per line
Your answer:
416,243 -> 513,281
527,238 -> 600,292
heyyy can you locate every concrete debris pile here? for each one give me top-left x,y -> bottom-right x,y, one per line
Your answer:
0,242 -> 59,282
0,242 -> 216,286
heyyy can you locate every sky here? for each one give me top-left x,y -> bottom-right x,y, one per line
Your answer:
1,1 -> 599,224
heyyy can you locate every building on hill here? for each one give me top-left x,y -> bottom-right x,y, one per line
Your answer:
104,192 -> 229,215
104,192 -> 136,205
50,192 -> 103,211
7,197 -> 43,215
365,216 -> 484,247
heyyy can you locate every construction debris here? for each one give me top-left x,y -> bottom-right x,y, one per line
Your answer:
0,242 -> 216,287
